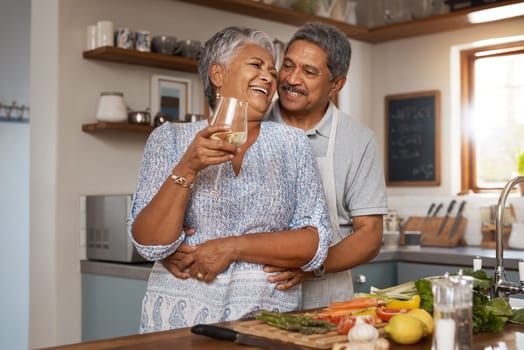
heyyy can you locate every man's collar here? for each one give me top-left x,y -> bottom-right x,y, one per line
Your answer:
271,101 -> 334,137
314,103 -> 334,137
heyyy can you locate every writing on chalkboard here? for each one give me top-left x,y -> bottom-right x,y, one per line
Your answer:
385,91 -> 440,186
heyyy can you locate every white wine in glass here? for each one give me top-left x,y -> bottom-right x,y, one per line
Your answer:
209,96 -> 248,192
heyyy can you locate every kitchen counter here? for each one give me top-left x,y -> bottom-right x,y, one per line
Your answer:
81,246 -> 524,280
39,322 -> 524,350
77,246 -> 524,349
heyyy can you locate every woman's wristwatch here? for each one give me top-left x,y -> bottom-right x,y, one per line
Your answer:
313,264 -> 325,279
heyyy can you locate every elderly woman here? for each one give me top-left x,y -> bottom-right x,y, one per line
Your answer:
128,26 -> 331,332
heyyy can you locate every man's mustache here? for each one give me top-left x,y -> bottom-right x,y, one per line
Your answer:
279,83 -> 309,97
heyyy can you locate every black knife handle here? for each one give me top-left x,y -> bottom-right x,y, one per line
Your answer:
426,203 -> 436,217
191,324 -> 238,341
447,199 -> 457,214
432,203 -> 443,217
456,200 -> 466,215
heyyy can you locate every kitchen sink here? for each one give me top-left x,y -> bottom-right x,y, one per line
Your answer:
509,297 -> 524,310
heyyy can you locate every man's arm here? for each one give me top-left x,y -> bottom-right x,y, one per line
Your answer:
323,215 -> 383,273
266,214 -> 383,290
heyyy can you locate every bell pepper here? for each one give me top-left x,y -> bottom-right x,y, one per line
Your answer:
385,294 -> 421,309
375,307 -> 410,322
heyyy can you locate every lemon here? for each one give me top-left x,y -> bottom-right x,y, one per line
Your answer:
384,314 -> 425,345
408,308 -> 434,336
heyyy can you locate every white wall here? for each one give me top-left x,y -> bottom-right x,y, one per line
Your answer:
0,0 -> 30,349
29,0 -> 524,347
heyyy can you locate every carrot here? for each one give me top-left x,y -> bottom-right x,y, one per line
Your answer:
324,297 -> 383,311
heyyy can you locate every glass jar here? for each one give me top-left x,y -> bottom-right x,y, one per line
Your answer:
432,271 -> 473,350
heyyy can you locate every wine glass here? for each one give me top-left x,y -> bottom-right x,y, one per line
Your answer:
209,96 -> 248,192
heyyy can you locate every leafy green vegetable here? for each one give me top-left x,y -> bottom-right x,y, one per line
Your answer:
461,270 -> 511,332
485,297 -> 512,318
414,278 -> 433,314
472,294 -> 509,333
462,269 -> 493,290
509,308 -> 524,324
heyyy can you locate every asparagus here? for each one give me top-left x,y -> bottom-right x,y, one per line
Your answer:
256,310 -> 336,334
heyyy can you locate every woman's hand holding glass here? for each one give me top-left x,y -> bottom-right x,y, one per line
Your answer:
176,97 -> 247,181
175,124 -> 239,181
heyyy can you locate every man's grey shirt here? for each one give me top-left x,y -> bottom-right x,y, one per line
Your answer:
268,102 -> 388,235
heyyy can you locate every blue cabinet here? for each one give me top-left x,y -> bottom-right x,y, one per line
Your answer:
82,273 -> 147,341
352,262 -> 397,293
396,262 -> 464,284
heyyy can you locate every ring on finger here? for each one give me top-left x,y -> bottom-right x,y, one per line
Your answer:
196,272 -> 204,280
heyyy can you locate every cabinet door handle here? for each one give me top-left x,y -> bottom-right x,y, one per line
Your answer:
354,274 -> 367,284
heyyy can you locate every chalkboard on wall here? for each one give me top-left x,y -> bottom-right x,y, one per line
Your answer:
385,90 -> 441,186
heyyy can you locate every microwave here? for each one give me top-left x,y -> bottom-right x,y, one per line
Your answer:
85,194 -> 146,263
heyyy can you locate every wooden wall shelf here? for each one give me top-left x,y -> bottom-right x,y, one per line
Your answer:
83,46 -> 198,73
82,122 -> 154,134
177,0 -> 524,43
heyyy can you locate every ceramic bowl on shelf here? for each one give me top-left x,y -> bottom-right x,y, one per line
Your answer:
151,35 -> 179,55
178,39 -> 202,59
128,109 -> 151,125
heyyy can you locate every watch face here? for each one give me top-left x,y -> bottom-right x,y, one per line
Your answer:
314,264 -> 325,278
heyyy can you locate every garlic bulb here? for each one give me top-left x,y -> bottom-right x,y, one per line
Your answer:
347,316 -> 379,342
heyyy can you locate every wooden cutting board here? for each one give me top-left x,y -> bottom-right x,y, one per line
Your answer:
233,319 -> 348,349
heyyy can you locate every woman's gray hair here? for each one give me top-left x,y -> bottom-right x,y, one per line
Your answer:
287,22 -> 351,81
198,26 -> 275,110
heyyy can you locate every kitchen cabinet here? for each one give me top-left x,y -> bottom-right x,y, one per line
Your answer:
177,0 -> 524,43
352,261 -> 397,293
82,273 -> 147,341
397,262 -> 465,283
81,46 -> 199,135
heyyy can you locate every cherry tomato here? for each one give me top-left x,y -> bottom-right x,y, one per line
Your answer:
375,307 -> 410,322
316,314 -> 343,325
336,315 -> 378,335
336,316 -> 356,334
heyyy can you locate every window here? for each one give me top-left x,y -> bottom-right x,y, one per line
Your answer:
460,41 -> 524,193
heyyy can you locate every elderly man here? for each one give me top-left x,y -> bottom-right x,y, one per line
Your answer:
265,22 -> 388,309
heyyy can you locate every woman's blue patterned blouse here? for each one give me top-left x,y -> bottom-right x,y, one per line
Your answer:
127,120 -> 331,332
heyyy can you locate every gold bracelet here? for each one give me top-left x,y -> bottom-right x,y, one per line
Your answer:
170,174 -> 193,189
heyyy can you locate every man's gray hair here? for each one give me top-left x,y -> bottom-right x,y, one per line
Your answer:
198,26 -> 275,110
287,22 -> 351,80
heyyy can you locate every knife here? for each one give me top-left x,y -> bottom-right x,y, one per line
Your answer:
449,200 -> 467,240
191,324 -> 312,350
432,203 -> 443,217
425,203 -> 436,218
436,200 -> 456,237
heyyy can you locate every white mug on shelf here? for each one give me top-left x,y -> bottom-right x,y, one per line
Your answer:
86,25 -> 97,50
96,20 -> 114,47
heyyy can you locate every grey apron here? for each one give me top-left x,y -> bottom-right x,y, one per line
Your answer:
301,109 -> 354,309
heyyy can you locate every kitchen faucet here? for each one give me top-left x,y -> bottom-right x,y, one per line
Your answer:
493,176 -> 524,299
